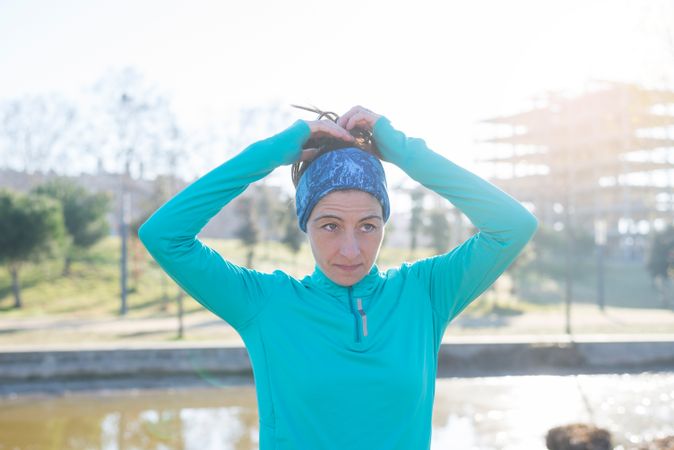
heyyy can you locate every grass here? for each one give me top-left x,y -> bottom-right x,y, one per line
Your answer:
0,236 -> 441,319
0,235 -> 672,345
0,237 -> 179,318
513,255 -> 666,310
0,235 -> 666,317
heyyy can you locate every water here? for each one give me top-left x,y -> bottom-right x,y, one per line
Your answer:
1,373 -> 672,449
431,373 -> 674,449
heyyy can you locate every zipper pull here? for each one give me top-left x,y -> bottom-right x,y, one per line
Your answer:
357,298 -> 368,337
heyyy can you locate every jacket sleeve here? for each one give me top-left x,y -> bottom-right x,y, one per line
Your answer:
138,119 -> 311,331
373,116 -> 538,331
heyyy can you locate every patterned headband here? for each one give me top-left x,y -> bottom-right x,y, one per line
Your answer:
295,147 -> 390,233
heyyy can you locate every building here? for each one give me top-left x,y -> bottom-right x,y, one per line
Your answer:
476,81 -> 674,262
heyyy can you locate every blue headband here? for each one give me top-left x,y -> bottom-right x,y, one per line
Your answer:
295,147 -> 390,233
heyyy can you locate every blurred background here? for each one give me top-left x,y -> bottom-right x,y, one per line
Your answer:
1,0 -> 674,449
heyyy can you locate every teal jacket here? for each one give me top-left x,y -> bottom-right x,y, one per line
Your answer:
138,116 -> 538,449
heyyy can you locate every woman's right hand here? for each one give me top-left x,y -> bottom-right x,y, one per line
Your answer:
298,119 -> 355,162
336,105 -> 382,133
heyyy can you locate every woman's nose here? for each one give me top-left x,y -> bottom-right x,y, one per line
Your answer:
339,233 -> 361,259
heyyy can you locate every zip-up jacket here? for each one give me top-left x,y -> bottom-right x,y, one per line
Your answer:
138,115 -> 539,449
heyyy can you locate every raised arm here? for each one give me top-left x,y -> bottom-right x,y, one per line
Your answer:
138,116 -> 355,331
339,106 -> 538,333
138,119 -> 311,331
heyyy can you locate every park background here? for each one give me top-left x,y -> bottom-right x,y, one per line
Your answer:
1,0 -> 674,449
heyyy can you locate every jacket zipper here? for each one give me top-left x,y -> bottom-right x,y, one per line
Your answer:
348,287 -> 367,342
357,298 -> 368,337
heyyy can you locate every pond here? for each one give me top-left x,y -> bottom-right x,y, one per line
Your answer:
1,372 -> 672,449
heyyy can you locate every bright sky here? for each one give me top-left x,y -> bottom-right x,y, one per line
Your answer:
1,0 -> 673,200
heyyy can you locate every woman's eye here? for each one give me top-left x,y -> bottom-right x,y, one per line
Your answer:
321,223 -> 376,232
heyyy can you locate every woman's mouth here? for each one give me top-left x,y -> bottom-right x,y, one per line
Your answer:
335,264 -> 362,272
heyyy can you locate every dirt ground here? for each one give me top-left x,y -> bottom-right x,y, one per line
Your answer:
1,303 -> 673,350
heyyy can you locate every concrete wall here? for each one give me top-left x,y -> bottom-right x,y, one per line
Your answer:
2,338 -> 674,395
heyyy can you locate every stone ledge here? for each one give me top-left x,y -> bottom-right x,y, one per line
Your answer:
1,339 -> 673,395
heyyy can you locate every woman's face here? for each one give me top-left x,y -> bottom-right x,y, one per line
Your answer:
307,189 -> 385,286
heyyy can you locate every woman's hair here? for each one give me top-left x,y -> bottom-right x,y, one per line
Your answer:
290,105 -> 382,188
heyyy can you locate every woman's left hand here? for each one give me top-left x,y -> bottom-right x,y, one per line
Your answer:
337,105 -> 382,132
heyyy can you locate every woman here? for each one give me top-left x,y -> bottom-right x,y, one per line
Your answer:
138,105 -> 538,449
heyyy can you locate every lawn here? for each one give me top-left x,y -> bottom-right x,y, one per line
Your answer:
0,235 -> 441,319
0,235 -> 671,345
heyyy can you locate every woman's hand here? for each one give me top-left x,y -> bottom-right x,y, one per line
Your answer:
298,119 -> 355,162
336,105 -> 382,132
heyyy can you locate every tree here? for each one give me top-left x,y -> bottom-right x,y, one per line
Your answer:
526,222 -> 595,333
235,196 -> 260,268
425,205 -> 451,254
92,66 -> 180,315
0,189 -> 65,308
0,94 -> 76,175
528,223 -> 593,280
503,235 -> 537,300
225,104 -> 292,253
280,196 -> 304,272
381,217 -> 394,249
130,175 -> 190,339
31,177 -> 111,276
408,186 -> 427,258
130,175 -> 173,305
646,225 -> 674,309
253,184 -> 282,259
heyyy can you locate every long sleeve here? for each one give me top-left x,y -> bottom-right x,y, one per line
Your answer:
373,116 -> 538,330
138,119 -> 311,331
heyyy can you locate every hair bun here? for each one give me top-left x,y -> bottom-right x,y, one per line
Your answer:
290,104 -> 381,188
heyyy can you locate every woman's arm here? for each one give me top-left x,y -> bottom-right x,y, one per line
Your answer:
373,115 -> 538,328
339,106 -> 538,331
138,119 -> 311,331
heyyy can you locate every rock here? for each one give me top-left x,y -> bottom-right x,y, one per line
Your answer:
546,423 -> 612,450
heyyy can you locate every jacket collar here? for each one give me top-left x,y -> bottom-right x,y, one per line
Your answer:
304,263 -> 382,300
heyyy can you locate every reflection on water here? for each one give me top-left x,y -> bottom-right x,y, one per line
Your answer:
1,373 -> 672,449
431,373 -> 674,449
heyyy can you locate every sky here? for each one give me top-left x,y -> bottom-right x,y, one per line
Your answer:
1,0 -> 673,200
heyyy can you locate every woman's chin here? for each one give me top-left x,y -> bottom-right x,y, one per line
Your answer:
331,270 -> 365,286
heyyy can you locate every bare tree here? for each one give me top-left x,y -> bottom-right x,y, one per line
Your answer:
0,94 -> 76,175
91,66 -> 179,316
408,186 -> 427,259
157,121 -> 191,338
224,103 -> 293,253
